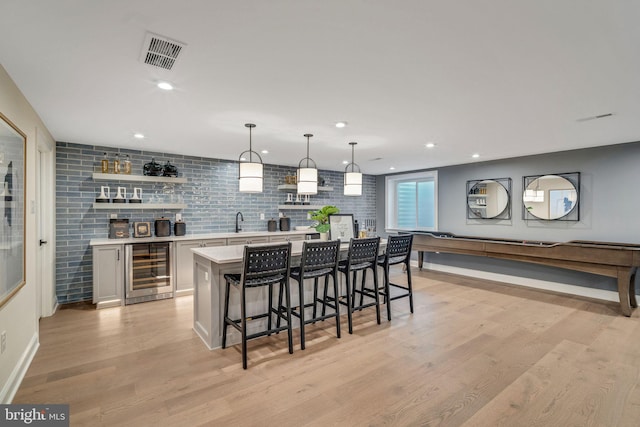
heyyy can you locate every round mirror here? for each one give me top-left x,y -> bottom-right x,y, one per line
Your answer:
467,180 -> 509,218
523,175 -> 578,220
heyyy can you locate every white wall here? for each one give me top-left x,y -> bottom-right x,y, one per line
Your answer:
0,65 -> 55,402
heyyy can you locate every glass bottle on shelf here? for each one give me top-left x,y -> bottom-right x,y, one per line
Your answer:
113,154 -> 120,174
123,154 -> 132,174
101,152 -> 109,173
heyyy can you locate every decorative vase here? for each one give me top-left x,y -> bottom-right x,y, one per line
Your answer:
113,186 -> 127,203
319,232 -> 329,241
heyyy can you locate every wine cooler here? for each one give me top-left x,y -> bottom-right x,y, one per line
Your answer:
125,242 -> 174,305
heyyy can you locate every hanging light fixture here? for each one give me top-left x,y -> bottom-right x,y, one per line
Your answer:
297,133 -> 318,195
238,123 -> 263,193
344,141 -> 362,196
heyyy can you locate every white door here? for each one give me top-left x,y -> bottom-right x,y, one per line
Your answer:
36,130 -> 55,317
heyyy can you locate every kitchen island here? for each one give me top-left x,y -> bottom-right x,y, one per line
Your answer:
192,239 -> 386,349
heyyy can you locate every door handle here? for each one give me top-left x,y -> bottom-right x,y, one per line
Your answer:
39,239 -> 48,246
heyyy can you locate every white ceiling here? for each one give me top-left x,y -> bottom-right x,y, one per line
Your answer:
1,1 -> 639,175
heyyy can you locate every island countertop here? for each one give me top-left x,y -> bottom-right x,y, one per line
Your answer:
191,239 -> 368,264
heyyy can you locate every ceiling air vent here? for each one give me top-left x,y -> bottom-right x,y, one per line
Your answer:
140,32 -> 186,71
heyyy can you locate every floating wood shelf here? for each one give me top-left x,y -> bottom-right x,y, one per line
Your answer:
277,205 -> 323,210
93,203 -> 187,210
276,184 -> 333,192
92,173 -> 188,184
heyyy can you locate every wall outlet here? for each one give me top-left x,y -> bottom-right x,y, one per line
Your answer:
176,213 -> 182,222
259,213 -> 265,220
1,331 -> 6,354
278,212 -> 284,218
110,213 -> 117,219
307,213 -> 311,220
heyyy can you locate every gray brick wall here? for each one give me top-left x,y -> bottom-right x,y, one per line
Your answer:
56,141 -> 376,303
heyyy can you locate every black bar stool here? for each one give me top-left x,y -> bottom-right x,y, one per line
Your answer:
338,237 -> 381,334
222,242 -> 293,369
279,240 -> 341,350
376,234 -> 414,321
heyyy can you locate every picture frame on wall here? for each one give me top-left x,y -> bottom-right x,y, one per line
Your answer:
0,112 -> 27,308
328,214 -> 355,241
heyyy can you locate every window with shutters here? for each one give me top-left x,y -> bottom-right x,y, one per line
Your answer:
385,171 -> 437,231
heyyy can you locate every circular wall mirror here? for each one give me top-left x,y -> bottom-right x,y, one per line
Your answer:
523,175 -> 578,220
467,180 -> 509,218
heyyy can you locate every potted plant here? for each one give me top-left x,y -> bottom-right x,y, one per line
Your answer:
309,205 -> 339,236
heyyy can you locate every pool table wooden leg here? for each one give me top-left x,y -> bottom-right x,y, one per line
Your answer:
617,268 -> 633,317
629,267 -> 637,308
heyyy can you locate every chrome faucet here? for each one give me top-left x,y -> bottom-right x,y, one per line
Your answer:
235,211 -> 244,233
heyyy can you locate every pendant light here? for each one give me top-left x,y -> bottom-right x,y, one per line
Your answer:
297,133 -> 318,195
238,123 -> 263,193
344,142 -> 362,196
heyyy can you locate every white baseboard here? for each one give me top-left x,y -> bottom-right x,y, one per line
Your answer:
1,333 -> 39,403
175,289 -> 194,297
413,261 -> 619,303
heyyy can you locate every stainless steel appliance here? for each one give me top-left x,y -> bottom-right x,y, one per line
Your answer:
125,242 -> 174,304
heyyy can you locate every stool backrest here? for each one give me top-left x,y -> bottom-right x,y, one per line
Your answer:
385,234 -> 413,261
242,242 -> 292,281
347,237 -> 380,265
299,240 -> 340,274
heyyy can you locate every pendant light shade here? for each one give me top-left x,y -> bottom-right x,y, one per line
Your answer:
344,142 -> 362,196
297,133 -> 318,195
238,123 -> 263,193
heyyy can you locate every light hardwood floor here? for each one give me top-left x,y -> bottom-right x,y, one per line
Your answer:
14,268 -> 640,426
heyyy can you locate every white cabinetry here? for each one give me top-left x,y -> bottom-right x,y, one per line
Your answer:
175,239 -> 226,295
92,244 -> 124,308
268,234 -> 306,243
226,236 -> 270,245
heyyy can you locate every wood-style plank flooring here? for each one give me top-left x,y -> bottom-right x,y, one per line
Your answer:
14,268 -> 640,426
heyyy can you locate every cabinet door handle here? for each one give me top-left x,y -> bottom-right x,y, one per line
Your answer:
117,249 -> 120,261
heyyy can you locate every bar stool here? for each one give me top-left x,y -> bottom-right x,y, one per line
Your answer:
222,242 -> 293,369
279,240 -> 341,350
376,234 -> 414,321
338,237 -> 381,334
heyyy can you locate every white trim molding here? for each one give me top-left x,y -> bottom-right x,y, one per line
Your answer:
0,333 -> 39,403
414,261 -> 619,303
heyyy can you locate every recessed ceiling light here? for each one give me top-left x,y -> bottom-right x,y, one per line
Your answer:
133,133 -> 145,139
335,121 -> 347,128
389,166 -> 395,170
342,160 -> 349,164
157,81 -> 174,90
261,150 -> 269,154
472,153 -> 480,158
425,142 -> 436,148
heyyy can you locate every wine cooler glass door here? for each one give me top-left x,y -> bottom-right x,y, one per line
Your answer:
125,242 -> 174,304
